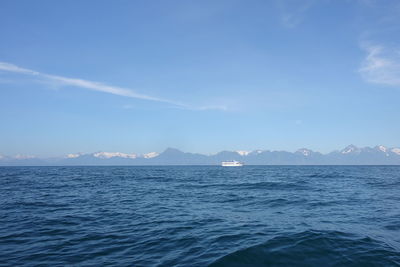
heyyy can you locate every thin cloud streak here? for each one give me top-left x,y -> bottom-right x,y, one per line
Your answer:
359,44 -> 400,86
276,0 -> 317,28
0,62 -> 225,111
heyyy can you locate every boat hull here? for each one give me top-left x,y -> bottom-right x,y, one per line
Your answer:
221,161 -> 243,167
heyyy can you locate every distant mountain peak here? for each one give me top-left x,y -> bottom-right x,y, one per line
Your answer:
341,145 -> 360,154
162,148 -> 184,154
376,145 -> 388,153
296,148 -> 313,156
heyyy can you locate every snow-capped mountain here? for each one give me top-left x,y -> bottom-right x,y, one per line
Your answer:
13,154 -> 37,159
236,150 -> 251,156
66,153 -> 82,159
341,145 -> 361,154
143,152 -> 159,158
296,148 -> 313,156
391,148 -> 400,155
377,145 -> 388,153
93,152 -> 137,159
1,145 -> 400,165
65,151 -> 158,160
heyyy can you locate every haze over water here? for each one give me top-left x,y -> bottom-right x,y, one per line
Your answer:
1,166 -> 399,266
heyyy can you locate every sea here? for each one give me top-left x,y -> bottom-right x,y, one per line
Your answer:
0,166 -> 399,266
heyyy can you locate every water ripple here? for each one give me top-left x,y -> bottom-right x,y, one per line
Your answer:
209,230 -> 400,267
0,166 -> 399,266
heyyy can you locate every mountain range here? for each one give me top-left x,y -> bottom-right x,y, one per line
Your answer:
1,145 -> 400,166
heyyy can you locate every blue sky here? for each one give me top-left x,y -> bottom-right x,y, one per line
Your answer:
1,0 -> 400,157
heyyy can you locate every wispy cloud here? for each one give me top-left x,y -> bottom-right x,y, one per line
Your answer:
359,44 -> 400,86
276,0 -> 317,28
0,62 -> 225,111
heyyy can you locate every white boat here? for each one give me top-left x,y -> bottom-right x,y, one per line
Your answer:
221,160 -> 243,167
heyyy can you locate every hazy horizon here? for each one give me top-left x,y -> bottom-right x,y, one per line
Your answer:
1,144 -> 399,160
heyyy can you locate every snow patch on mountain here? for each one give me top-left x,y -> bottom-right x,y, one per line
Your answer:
341,145 -> 360,154
236,150 -> 251,156
377,145 -> 388,153
93,152 -> 137,159
296,148 -> 312,156
143,152 -> 159,158
391,148 -> 400,155
66,153 -> 83,159
14,154 -> 36,159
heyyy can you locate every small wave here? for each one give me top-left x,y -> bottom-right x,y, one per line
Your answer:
243,198 -> 307,208
385,224 -> 400,231
305,172 -> 348,179
14,200 -> 69,209
209,230 -> 400,267
227,181 -> 310,191
179,181 -> 310,191
307,199 -> 350,208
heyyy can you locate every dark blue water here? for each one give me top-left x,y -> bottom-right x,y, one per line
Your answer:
0,166 -> 399,266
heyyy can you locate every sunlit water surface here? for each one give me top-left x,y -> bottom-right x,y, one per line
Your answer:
1,166 -> 399,266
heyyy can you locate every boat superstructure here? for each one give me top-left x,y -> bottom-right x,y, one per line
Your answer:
221,160 -> 243,167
